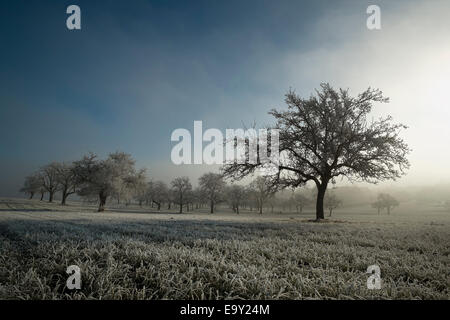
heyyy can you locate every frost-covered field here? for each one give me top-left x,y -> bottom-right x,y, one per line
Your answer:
0,198 -> 448,300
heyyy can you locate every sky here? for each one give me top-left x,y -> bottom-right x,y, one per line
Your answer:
1,0 -> 450,196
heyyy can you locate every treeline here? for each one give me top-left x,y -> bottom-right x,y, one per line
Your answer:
20,151 -> 401,215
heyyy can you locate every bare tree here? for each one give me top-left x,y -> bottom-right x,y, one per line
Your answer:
126,168 -> 146,206
292,191 -> 312,214
40,162 -> 61,203
226,185 -> 245,214
73,152 -> 139,212
199,173 -> 226,214
20,174 -> 42,199
55,162 -> 78,205
373,193 -> 399,215
324,192 -> 342,217
39,184 -> 46,201
148,180 -> 168,210
371,198 -> 384,215
250,176 -> 274,214
223,84 -> 410,220
171,177 -> 192,213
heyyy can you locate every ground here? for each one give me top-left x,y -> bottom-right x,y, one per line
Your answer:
0,198 -> 448,299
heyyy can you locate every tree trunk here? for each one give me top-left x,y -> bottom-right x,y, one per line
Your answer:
210,200 -> 214,214
153,201 -> 161,211
40,192 -> 44,201
236,205 -> 239,214
61,192 -> 68,205
48,191 -> 54,203
315,182 -> 327,220
29,192 -> 34,200
98,192 -> 107,212
259,205 -> 262,214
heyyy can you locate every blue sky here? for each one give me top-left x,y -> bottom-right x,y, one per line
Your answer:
1,0 -> 450,196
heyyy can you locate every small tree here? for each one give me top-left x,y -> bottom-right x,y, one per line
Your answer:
40,162 -> 61,203
324,192 -> 342,217
148,180 -> 168,210
292,191 -> 311,214
227,185 -> 245,214
250,176 -> 275,214
129,169 -> 147,207
171,177 -> 192,213
55,162 -> 78,205
199,173 -> 226,214
20,174 -> 42,199
375,193 -> 399,215
371,199 -> 384,215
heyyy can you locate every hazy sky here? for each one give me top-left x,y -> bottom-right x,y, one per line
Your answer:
1,0 -> 449,196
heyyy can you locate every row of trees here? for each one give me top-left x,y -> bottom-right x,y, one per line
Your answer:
19,155 -> 347,215
21,84 -> 410,219
20,152 -> 146,211
20,153 -> 401,216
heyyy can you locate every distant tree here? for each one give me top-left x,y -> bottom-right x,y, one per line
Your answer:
148,180 -> 168,210
55,162 -> 78,205
40,162 -> 61,203
184,189 -> 195,212
190,187 -> 204,210
375,193 -> 399,215
371,198 -> 384,215
267,195 -> 279,213
292,191 -> 312,214
324,192 -> 342,217
372,193 -> 399,214
171,177 -> 192,213
20,174 -> 42,199
250,176 -> 275,214
38,184 -> 46,201
227,185 -> 245,214
73,152 -> 139,212
241,185 -> 255,211
129,168 -> 148,207
199,173 -> 226,214
223,84 -> 410,220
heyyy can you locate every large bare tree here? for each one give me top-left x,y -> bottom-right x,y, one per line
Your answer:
223,84 -> 410,220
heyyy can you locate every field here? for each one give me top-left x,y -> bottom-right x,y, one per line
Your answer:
0,198 -> 449,300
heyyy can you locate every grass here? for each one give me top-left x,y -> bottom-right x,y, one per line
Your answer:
0,198 -> 449,300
